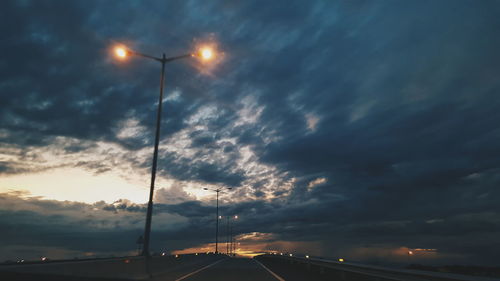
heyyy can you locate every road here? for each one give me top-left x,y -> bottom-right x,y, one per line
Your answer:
3,255 -> 491,281
169,257 -> 283,281
0,256 -> 319,281
1,254 -> 225,281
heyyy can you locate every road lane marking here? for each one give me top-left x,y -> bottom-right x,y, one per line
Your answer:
174,258 -> 226,281
254,258 -> 286,281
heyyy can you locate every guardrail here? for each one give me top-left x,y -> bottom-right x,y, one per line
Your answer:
0,253 -> 223,280
255,254 -> 500,281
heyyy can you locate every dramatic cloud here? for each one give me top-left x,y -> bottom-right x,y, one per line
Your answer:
1,0 -> 500,266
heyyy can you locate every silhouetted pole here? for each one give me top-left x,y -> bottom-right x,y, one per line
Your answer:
113,45 -> 215,257
216,189 -> 219,253
125,52 -> 191,257
231,215 -> 238,256
226,215 -> 230,254
142,55 -> 166,257
204,187 -> 232,254
229,220 -> 232,255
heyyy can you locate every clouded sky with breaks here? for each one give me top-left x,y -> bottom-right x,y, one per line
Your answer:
1,0 -> 500,265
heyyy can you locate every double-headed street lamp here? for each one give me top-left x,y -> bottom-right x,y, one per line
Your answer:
114,44 -> 215,257
203,187 -> 232,254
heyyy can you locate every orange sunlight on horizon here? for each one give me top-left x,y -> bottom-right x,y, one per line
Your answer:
0,167 -> 147,203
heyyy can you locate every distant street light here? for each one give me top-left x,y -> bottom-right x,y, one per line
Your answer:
230,215 -> 238,256
226,215 -> 230,255
113,44 -> 216,257
225,215 -> 238,255
408,250 -> 414,264
204,187 -> 232,254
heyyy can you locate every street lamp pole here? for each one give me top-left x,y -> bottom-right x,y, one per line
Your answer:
216,189 -> 220,254
143,54 -> 165,257
204,187 -> 231,254
230,221 -> 233,255
226,215 -> 230,255
230,218 -> 233,255
142,53 -> 192,257
114,44 -> 216,257
115,48 -> 192,256
231,215 -> 238,256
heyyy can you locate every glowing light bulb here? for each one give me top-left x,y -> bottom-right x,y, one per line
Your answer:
201,48 -> 213,60
115,47 -> 127,58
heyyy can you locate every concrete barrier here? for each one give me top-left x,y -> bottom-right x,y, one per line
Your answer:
0,253 -> 222,280
255,254 -> 500,281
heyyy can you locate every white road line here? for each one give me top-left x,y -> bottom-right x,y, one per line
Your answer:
174,258 -> 226,281
254,258 -> 286,281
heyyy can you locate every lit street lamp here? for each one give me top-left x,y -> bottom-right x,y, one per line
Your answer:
230,215 -> 238,256
114,44 -> 215,257
224,215 -> 238,255
226,215 -> 230,255
204,187 -> 232,254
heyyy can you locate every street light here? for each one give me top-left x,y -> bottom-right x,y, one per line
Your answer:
226,215 -> 230,255
204,187 -> 232,254
408,250 -> 413,264
114,44 -> 216,257
115,47 -> 127,58
230,215 -> 238,256
200,48 -> 213,60
224,215 -> 238,255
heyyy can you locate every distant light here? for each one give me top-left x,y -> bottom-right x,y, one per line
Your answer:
41,257 -> 48,261
124,259 -> 130,264
305,255 -> 310,259
161,252 -> 166,256
115,47 -> 127,58
219,216 -> 222,219
408,251 -> 413,255
195,253 -> 198,256
234,215 -> 238,219
175,254 -> 179,258
338,258 -> 344,262
289,254 -> 293,257
280,253 -> 283,255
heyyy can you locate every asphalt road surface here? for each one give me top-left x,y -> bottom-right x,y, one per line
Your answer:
0,255 -> 225,281
0,256 -> 335,281
174,257 -> 283,281
255,256 -> 335,281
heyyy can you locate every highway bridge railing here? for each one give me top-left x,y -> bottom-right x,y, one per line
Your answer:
0,253 -> 224,280
255,254 -> 500,281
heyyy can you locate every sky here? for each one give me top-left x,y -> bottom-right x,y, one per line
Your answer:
1,0 -> 500,266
